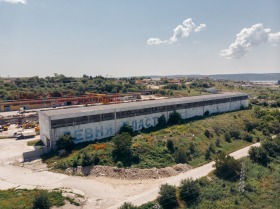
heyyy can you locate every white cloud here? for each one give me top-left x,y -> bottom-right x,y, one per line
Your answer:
194,24 -> 206,32
220,23 -> 280,59
1,0 -> 27,4
147,18 -> 206,45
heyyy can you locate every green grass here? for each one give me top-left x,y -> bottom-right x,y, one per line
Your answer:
27,139 -> 45,146
43,108 -> 270,170
0,189 -> 68,209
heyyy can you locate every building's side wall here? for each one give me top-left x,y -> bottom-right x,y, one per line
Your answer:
39,112 -> 51,146
49,98 -> 248,145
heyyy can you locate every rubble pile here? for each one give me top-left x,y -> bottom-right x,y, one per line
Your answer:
66,164 -> 192,180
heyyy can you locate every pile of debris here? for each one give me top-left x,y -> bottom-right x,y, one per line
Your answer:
66,164 -> 192,180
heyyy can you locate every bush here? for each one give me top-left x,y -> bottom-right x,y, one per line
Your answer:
215,138 -> 221,147
205,148 -> 211,160
229,130 -> 241,139
119,124 -> 134,136
243,133 -> 253,142
167,139 -> 175,153
249,146 -> 270,166
32,191 -> 51,209
119,202 -> 138,209
175,148 -> 187,163
158,184 -> 177,209
204,129 -> 211,138
224,132 -> 231,143
168,111 -> 183,125
214,152 -> 241,181
157,114 -> 167,128
56,134 -> 74,151
179,178 -> 200,205
116,161 -> 124,168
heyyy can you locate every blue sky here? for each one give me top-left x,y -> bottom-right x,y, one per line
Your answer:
0,0 -> 279,77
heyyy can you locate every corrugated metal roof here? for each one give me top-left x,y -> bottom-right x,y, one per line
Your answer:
39,92 -> 247,118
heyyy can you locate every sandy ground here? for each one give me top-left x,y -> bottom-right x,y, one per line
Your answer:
0,143 -> 260,209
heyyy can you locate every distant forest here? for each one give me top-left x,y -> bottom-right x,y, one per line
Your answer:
0,74 -> 146,100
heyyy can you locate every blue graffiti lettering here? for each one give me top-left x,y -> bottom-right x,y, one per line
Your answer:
153,117 -> 158,126
85,128 -> 93,140
132,120 -> 137,131
74,129 -> 83,142
145,118 -> 151,128
106,126 -> 113,136
139,119 -> 144,130
95,126 -> 103,137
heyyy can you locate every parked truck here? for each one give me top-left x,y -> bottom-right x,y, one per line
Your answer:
16,131 -> 36,140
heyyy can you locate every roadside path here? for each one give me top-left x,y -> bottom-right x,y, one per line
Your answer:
0,143 -> 260,209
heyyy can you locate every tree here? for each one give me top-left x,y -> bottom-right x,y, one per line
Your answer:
168,110 -> 183,125
56,134 -> 74,151
167,139 -> 175,153
158,184 -> 178,209
249,146 -> 270,166
214,152 -> 241,181
157,114 -> 167,128
179,178 -> 200,205
32,191 -> 51,209
112,133 -> 133,166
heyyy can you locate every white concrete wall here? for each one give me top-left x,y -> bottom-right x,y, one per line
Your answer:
38,111 -> 51,146
46,98 -> 248,146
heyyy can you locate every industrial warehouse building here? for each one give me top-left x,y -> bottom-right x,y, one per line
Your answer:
39,92 -> 248,147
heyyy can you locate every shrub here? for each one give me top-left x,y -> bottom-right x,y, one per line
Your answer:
205,148 -> 211,160
81,152 -> 92,167
179,178 -> 200,205
157,114 -> 167,128
204,129 -> 211,138
32,191 -> 51,209
167,139 -> 175,153
243,133 -> 253,142
119,202 -> 138,209
214,152 -> 241,181
119,124 -> 134,136
175,148 -> 187,163
168,110 -> 183,125
203,110 -> 210,116
249,146 -> 270,166
116,161 -> 124,168
229,130 -> 241,139
56,134 -> 74,151
158,184 -> 177,209
224,132 -> 231,143
208,143 -> 215,153
215,138 -> 221,147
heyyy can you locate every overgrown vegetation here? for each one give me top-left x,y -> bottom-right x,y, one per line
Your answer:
119,135 -> 280,209
0,189 -> 70,209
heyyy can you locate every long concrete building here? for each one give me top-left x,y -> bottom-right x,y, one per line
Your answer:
39,92 -> 248,147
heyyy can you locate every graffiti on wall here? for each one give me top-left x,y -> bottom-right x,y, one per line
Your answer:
63,116 -> 160,143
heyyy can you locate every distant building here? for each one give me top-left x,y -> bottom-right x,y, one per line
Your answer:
39,92 -> 248,147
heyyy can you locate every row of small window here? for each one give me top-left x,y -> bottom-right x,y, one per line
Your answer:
51,96 -> 247,128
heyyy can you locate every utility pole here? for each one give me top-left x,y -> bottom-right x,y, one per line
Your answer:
239,161 -> 246,193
